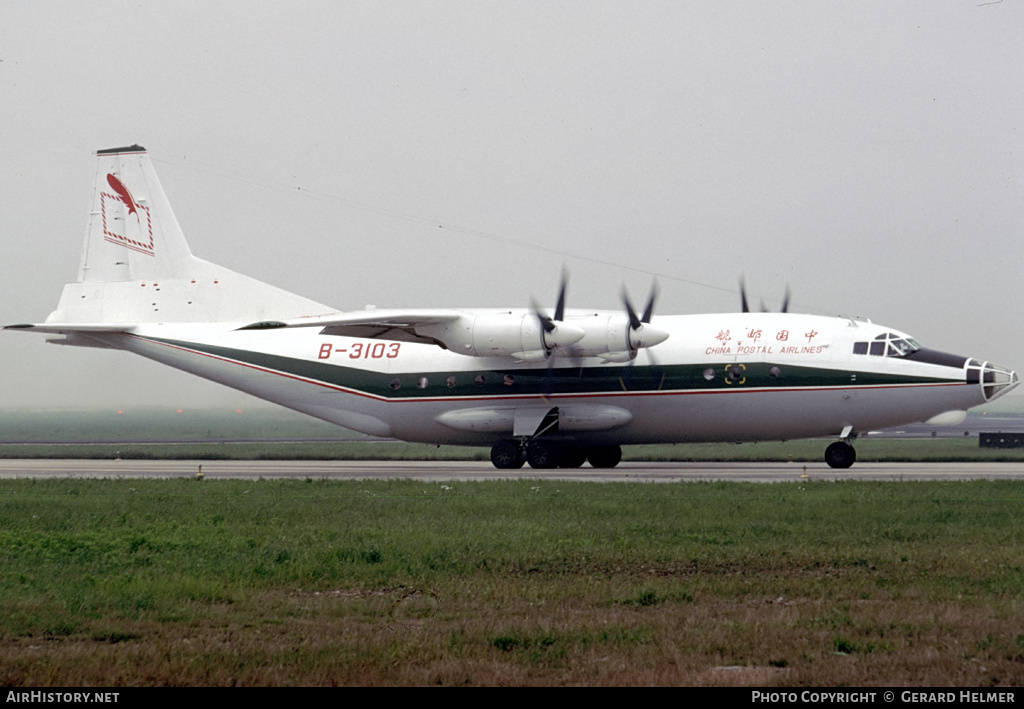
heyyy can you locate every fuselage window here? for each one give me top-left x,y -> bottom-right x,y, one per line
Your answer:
474,375 -> 486,387
503,374 -> 515,386
390,378 -> 401,390
769,366 -> 781,378
417,377 -> 429,389
446,375 -> 457,388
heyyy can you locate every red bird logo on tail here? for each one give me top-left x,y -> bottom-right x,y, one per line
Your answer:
100,172 -> 154,255
106,174 -> 139,217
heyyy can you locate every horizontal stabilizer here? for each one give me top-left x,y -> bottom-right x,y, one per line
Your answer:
4,323 -> 135,334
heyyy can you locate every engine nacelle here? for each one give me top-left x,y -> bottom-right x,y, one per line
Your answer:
469,313 -> 544,359
567,313 -> 633,358
416,311 -> 662,360
564,313 -> 670,361
424,312 -> 583,359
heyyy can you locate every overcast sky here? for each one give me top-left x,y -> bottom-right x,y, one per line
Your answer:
1,1 -> 1022,411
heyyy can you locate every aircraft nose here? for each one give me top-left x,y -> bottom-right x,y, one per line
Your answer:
976,361 -> 1019,401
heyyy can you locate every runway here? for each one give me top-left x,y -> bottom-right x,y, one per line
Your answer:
1,459 -> 1023,482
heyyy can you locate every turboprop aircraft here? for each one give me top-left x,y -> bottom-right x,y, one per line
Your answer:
6,145 -> 1019,469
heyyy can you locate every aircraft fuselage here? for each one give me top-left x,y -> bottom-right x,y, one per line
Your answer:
91,310 -> 1010,450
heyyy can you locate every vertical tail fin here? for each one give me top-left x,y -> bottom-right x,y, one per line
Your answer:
47,145 -> 331,325
78,144 -> 193,284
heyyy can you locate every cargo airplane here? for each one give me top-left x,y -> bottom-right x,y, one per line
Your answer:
6,145 -> 1019,469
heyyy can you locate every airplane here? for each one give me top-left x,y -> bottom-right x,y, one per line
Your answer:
5,144 -> 1019,470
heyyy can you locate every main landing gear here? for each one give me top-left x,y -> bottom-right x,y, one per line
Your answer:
489,440 -> 622,470
824,440 -> 856,469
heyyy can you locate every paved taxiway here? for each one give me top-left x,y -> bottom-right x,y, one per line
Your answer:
1,459 -> 1023,482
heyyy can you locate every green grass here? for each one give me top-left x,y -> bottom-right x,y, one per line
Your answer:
1,478 -> 1024,685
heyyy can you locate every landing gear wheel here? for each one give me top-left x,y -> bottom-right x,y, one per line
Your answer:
824,441 -> 856,469
490,440 -> 524,469
527,442 -> 559,469
558,447 -> 587,468
586,445 -> 622,469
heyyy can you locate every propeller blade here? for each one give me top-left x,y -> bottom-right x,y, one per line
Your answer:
641,281 -> 658,324
622,289 -> 643,331
532,270 -> 584,353
554,269 -> 567,322
530,297 -> 556,334
741,277 -> 791,313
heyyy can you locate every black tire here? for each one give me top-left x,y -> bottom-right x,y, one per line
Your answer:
824,441 -> 856,469
526,442 -> 558,469
490,440 -> 524,469
558,446 -> 587,468
586,444 -> 622,469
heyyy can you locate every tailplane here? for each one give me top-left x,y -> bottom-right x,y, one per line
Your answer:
45,145 -> 331,325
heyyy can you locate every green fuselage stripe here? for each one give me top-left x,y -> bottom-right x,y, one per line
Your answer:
140,336 -> 962,401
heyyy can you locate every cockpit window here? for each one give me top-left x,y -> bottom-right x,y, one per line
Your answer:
888,339 -> 916,356
853,332 -> 921,358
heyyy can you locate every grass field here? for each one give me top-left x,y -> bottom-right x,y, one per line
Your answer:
2,477 -> 1023,686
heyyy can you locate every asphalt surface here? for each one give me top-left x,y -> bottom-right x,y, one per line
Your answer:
1,459 -> 1023,482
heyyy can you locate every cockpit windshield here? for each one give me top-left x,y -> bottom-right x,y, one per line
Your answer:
852,332 -> 922,358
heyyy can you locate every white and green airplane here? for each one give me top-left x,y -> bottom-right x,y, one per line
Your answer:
7,145 -> 1018,469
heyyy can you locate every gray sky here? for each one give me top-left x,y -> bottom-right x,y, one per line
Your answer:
2,1 -> 1022,411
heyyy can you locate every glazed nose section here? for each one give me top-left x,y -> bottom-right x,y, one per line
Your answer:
973,361 -> 1019,401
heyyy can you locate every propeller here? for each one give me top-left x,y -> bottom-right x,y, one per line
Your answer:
740,276 -> 791,313
617,282 -> 669,390
621,282 -> 669,352
530,270 -> 586,400
531,270 -> 584,354
779,285 -> 791,314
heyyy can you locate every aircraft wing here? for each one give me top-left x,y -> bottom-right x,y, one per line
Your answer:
237,310 -> 466,348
